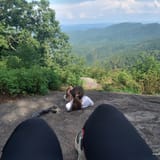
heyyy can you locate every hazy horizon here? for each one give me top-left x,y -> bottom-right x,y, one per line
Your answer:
61,21 -> 160,25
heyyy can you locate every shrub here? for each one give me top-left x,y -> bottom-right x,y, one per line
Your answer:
101,70 -> 141,94
0,69 -> 20,95
142,71 -> 160,94
6,56 -> 22,69
42,67 -> 61,90
0,60 -> 7,69
60,70 -> 82,86
0,66 -> 61,96
118,72 -> 130,85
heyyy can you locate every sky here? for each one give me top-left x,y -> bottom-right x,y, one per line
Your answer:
44,0 -> 160,24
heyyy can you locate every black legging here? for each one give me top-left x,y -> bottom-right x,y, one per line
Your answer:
83,104 -> 158,160
1,118 -> 63,160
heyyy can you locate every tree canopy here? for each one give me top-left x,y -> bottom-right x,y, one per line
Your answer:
0,0 -> 71,67
0,0 -> 86,95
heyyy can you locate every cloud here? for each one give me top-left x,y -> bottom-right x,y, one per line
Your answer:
134,0 -> 154,1
50,0 -> 160,24
154,0 -> 160,8
50,0 -> 95,4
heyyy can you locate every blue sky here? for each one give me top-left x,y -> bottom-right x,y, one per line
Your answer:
44,0 -> 160,24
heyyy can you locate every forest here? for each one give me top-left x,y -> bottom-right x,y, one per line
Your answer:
0,0 -> 160,96
65,23 -> 160,94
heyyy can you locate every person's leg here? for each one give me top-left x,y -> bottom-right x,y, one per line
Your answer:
1,118 -> 63,160
83,104 -> 158,160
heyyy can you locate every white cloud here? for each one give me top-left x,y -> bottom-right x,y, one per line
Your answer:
79,12 -> 88,18
50,0 -> 160,24
154,0 -> 160,8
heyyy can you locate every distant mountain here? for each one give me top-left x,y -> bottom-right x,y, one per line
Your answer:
64,22 -> 160,64
67,23 -> 160,44
61,23 -> 112,32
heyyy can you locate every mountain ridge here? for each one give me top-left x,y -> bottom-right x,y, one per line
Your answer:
64,22 -> 160,64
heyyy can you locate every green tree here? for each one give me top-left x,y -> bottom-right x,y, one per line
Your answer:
132,55 -> 160,94
0,0 -> 71,67
0,23 -> 9,51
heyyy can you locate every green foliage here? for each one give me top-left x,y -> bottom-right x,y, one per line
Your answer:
0,69 -> 19,95
117,71 -> 141,93
0,66 -> 61,95
98,53 -> 160,94
66,23 -> 160,64
0,60 -> 7,69
1,6 -> 160,97
118,71 -> 130,86
57,58 -> 85,86
101,70 -> 141,94
86,64 -> 107,80
17,67 -> 48,95
60,70 -> 82,86
0,23 -> 9,50
132,55 -> 160,94
42,67 -> 61,90
6,56 -> 21,69
0,0 -> 81,96
15,32 -> 41,68
0,0 -> 71,68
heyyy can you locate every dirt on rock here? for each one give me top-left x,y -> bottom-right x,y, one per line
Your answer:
0,91 -> 160,160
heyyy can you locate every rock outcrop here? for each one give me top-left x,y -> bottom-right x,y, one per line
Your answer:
0,91 -> 160,160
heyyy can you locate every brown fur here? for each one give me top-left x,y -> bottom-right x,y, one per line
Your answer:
70,86 -> 84,111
